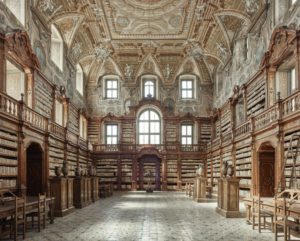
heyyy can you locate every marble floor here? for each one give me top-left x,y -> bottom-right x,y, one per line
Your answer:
21,191 -> 281,241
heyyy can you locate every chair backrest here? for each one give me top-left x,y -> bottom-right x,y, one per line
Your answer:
251,194 -> 261,214
38,193 -> 47,213
274,197 -> 287,220
14,196 -> 26,221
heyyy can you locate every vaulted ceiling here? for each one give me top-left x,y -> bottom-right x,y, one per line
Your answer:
35,0 -> 263,84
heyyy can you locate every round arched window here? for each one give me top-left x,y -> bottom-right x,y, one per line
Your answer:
138,109 -> 161,144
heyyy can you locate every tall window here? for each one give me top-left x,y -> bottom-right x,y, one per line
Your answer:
79,115 -> 87,139
143,80 -> 155,98
105,79 -> 118,99
55,100 -> 64,126
76,64 -> 84,95
291,0 -> 297,5
181,79 -> 194,99
2,0 -> 25,25
181,124 -> 193,145
51,24 -> 63,71
288,67 -> 296,95
138,109 -> 161,144
106,124 -> 118,144
6,60 -> 25,101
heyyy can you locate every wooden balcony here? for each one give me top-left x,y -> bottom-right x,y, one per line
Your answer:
92,143 -> 207,154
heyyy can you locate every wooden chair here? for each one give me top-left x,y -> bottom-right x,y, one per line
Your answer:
12,196 -> 26,241
251,194 -> 274,233
26,193 -> 47,232
274,197 -> 300,241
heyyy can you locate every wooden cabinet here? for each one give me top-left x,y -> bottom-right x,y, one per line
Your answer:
216,177 -> 240,218
73,177 -> 92,208
91,177 -> 99,202
50,177 -> 75,217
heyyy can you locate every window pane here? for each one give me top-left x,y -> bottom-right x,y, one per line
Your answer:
186,126 -> 192,135
150,122 -> 160,133
112,125 -> 117,135
139,122 -> 149,133
291,68 -> 296,90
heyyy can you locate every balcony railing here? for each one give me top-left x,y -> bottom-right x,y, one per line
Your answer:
93,143 -> 206,153
49,122 -> 65,139
22,106 -> 48,131
0,93 -> 18,118
282,91 -> 300,117
235,120 -> 252,138
254,105 -> 278,131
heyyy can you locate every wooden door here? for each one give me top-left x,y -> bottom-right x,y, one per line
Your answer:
259,152 -> 275,197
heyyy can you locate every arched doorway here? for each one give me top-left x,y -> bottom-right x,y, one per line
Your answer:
26,143 -> 44,196
138,155 -> 161,190
258,143 -> 275,197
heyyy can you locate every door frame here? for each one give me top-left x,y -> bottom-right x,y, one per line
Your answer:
25,142 -> 45,196
138,154 -> 161,190
258,142 -> 276,197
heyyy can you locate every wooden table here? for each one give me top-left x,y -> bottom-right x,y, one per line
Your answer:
0,196 -> 55,224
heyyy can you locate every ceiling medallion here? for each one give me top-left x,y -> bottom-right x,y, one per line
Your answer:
169,15 -> 182,28
116,16 -> 130,28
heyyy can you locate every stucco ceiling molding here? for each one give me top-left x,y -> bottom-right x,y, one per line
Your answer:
49,12 -> 85,48
134,54 -> 164,84
214,9 -> 251,51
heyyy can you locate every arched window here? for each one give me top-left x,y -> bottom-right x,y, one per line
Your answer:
76,64 -> 84,95
51,24 -> 63,70
144,80 -> 155,98
6,60 -> 25,101
2,0 -> 25,25
138,109 -> 161,144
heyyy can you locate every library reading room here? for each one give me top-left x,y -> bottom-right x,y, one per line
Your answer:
1,0 -> 300,240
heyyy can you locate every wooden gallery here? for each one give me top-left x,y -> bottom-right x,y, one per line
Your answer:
1,0 -> 300,240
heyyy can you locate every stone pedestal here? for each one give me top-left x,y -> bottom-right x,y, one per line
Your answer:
73,177 -> 92,208
50,177 -> 75,217
216,177 -> 240,218
194,177 -> 207,202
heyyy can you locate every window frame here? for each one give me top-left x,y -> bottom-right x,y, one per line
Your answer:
105,124 -> 119,145
55,100 -> 64,126
76,64 -> 84,96
138,109 -> 161,145
181,124 -> 194,145
143,79 -> 156,98
141,75 -> 157,99
5,60 -> 25,101
180,76 -> 196,100
2,0 -> 26,26
51,24 -> 64,71
104,78 -> 119,99
79,114 -> 87,140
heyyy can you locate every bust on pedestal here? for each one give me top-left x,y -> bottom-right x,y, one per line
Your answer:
216,162 -> 240,218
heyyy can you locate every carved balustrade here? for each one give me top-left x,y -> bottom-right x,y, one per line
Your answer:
282,91 -> 300,117
0,92 -> 19,118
